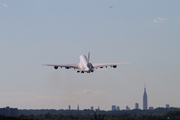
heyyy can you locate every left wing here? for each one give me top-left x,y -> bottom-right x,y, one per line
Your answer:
43,64 -> 80,69
92,62 -> 133,69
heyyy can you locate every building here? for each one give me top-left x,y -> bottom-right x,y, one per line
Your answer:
91,106 -> 93,110
98,106 -> 100,111
77,104 -> 79,110
126,106 -> 130,110
143,86 -> 148,110
0,106 -> 18,116
117,106 -> 120,111
95,106 -> 101,111
112,105 -> 116,111
69,105 -> 71,110
166,104 -> 170,108
149,107 -> 154,110
135,103 -> 139,109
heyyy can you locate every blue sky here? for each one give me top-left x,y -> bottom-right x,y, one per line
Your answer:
0,0 -> 180,110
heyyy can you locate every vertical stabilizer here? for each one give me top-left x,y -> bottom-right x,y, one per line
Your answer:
88,52 -> 90,64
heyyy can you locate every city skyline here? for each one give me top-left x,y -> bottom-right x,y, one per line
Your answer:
65,86 -> 170,110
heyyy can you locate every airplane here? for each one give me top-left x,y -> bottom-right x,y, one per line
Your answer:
43,53 -> 132,73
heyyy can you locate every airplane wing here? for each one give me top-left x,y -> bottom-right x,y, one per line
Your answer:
92,68 -> 107,70
92,62 -> 133,69
43,64 -> 80,69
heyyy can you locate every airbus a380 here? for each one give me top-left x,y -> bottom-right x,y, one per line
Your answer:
43,53 -> 132,73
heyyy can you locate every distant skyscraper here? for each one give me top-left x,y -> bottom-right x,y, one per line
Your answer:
117,106 -> 120,111
77,104 -> 79,110
91,106 -> 93,110
143,86 -> 148,110
149,107 -> 154,110
126,106 -> 130,110
112,105 -> 116,111
98,106 -> 100,111
166,104 -> 170,108
69,105 -> 71,110
135,103 -> 139,109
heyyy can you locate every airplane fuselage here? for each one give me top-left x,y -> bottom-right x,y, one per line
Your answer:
79,55 -> 91,72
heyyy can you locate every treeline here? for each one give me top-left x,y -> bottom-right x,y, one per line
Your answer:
1,110 -> 180,120
18,107 -> 180,115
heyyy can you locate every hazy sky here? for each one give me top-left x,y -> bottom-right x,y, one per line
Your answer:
0,0 -> 180,110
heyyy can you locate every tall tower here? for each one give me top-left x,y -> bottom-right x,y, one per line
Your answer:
77,104 -> 79,110
143,86 -> 148,110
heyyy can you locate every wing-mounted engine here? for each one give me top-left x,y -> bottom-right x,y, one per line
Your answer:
113,65 -> 117,68
54,66 -> 58,69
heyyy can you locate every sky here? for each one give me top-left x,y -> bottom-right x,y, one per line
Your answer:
0,0 -> 180,110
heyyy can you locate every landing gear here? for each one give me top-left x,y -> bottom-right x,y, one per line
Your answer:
81,71 -> 84,73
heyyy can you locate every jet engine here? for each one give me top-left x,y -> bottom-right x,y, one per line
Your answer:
54,66 -> 58,69
113,65 -> 117,68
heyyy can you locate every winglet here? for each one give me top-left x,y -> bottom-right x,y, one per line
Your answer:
88,52 -> 90,64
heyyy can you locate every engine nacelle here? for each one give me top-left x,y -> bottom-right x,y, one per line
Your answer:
113,65 -> 117,68
100,67 -> 103,68
65,67 -> 69,69
54,66 -> 58,69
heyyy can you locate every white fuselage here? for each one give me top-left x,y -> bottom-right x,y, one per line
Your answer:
79,55 -> 89,71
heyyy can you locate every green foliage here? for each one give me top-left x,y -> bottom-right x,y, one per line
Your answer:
0,112 -> 179,120
1,108 -> 180,120
166,110 -> 180,117
18,107 -> 180,116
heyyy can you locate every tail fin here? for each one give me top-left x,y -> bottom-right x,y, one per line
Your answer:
88,52 -> 90,64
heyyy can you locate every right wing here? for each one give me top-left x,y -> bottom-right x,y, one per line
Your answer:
92,62 -> 133,69
43,64 -> 80,69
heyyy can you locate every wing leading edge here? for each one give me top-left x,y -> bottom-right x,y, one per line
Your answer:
43,64 -> 80,69
92,62 -> 133,69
